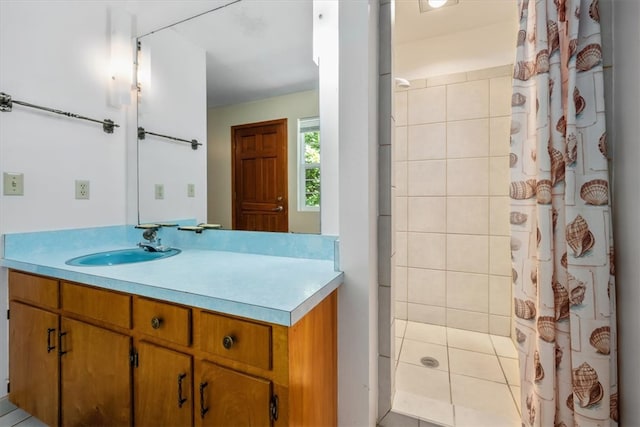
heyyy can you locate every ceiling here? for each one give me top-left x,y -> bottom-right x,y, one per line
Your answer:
394,0 -> 516,44
123,0 -> 316,108
123,0 -> 514,108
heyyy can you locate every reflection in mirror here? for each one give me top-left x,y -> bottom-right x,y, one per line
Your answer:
137,0 -> 320,233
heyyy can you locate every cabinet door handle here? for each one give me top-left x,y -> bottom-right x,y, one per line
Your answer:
151,316 -> 163,329
58,331 -> 68,356
177,373 -> 187,408
46,328 -> 56,353
199,382 -> 209,419
222,335 -> 235,350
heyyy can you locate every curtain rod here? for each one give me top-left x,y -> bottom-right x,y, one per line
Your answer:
137,127 -> 201,150
0,92 -> 119,134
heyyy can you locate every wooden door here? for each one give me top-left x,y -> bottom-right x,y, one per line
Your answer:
195,360 -> 272,427
60,317 -> 131,426
9,301 -> 59,427
232,119 -> 288,232
134,341 -> 193,427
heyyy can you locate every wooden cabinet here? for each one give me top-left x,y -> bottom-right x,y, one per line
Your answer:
8,301 -> 59,427
8,271 -> 133,427
199,311 -> 272,371
133,297 -> 191,346
60,317 -> 131,426
134,341 -> 193,426
8,269 -> 338,426
59,281 -> 133,425
195,360 -> 272,426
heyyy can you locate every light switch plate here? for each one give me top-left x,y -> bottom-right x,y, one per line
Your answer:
3,172 -> 24,196
155,184 -> 164,200
187,183 -> 195,198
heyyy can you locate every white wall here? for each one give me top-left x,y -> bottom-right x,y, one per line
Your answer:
137,27 -> 207,224
207,90 -> 320,233
611,0 -> 640,423
338,1 -> 379,425
0,1 -> 135,395
0,2 -> 131,233
395,20 -> 517,81
1,5 -> 383,425
315,0 -> 340,236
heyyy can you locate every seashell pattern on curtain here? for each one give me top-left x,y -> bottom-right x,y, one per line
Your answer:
510,0 -> 618,425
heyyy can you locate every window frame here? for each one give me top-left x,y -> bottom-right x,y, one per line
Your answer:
297,117 -> 320,212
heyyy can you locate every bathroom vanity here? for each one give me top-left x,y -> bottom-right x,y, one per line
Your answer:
8,269 -> 337,427
2,226 -> 342,427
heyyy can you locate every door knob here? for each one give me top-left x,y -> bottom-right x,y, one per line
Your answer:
222,335 -> 235,349
272,206 -> 283,212
151,317 -> 163,329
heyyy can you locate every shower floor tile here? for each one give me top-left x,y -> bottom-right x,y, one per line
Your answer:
404,321 -> 447,345
454,404 -> 519,427
499,356 -> 520,387
447,328 -> 495,354
450,374 -> 520,422
394,321 -> 521,426
396,361 -> 451,401
491,334 -> 519,358
400,339 -> 449,371
448,347 -> 505,383
394,390 -> 455,426
395,319 -> 408,337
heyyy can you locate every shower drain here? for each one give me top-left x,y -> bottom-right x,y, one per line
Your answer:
420,356 -> 440,368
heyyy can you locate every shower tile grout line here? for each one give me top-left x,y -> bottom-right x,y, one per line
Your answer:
395,321 -> 521,426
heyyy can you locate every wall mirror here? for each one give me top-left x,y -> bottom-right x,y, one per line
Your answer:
136,0 -> 321,233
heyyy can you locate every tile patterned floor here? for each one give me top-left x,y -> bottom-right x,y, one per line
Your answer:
0,398 -> 46,427
393,320 -> 522,427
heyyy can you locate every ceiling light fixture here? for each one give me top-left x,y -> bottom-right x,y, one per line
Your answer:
419,0 -> 459,13
428,0 -> 448,8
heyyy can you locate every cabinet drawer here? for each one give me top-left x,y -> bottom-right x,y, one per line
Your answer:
61,282 -> 131,329
200,312 -> 271,371
133,297 -> 191,346
9,270 -> 58,309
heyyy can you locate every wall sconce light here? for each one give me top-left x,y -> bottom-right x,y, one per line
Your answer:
108,8 -> 133,107
419,0 -> 459,12
136,40 -> 151,101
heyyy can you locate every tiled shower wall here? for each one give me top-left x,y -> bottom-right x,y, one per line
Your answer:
393,65 -> 513,336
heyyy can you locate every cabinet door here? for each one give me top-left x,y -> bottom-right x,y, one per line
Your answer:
134,341 -> 193,427
195,360 -> 272,427
60,317 -> 132,426
9,301 -> 59,427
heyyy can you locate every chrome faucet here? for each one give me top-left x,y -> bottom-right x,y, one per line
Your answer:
138,228 -> 171,252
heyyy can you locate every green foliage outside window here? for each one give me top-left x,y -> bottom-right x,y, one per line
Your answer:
304,131 -> 320,207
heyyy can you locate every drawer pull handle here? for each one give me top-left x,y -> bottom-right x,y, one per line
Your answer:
46,328 -> 56,353
222,335 -> 235,350
177,373 -> 187,408
151,317 -> 163,329
59,331 -> 68,356
270,395 -> 279,421
199,382 -> 209,419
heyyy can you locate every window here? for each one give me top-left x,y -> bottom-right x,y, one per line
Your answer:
298,117 -> 320,211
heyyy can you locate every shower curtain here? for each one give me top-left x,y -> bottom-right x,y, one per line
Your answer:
509,0 -> 617,425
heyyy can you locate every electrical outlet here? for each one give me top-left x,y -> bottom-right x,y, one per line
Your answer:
187,183 -> 195,198
75,180 -> 90,199
155,184 -> 164,200
3,172 -> 24,196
